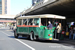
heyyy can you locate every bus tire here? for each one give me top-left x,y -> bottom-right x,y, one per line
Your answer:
30,32 -> 34,41
14,30 -> 18,38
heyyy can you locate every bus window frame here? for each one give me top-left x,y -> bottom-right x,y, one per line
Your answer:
34,18 -> 40,26
22,19 -> 23,25
27,18 -> 40,26
28,18 -> 34,25
17,19 -> 22,25
23,19 -> 28,25
16,17 -> 41,27
40,18 -> 66,27
17,17 -> 65,28
16,19 -> 18,26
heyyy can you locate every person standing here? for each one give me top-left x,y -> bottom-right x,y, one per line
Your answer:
73,24 -> 75,40
66,25 -> 69,32
47,21 -> 53,29
56,23 -> 62,39
65,25 -> 69,37
69,27 -> 73,39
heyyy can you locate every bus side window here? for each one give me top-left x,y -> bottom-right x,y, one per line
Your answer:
23,19 -> 27,25
18,19 -> 22,25
28,19 -> 33,25
34,18 -> 39,25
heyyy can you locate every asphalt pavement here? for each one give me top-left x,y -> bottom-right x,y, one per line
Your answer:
0,27 -> 75,50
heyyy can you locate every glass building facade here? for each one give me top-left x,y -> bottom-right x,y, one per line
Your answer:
0,0 -> 2,14
5,0 -> 7,14
0,0 -> 9,15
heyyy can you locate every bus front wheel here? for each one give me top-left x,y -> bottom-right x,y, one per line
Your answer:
30,32 -> 34,41
14,30 -> 18,38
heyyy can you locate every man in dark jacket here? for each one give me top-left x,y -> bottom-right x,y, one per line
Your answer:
47,21 -> 53,29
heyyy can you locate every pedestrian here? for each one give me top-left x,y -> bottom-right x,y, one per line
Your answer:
69,27 -> 73,39
56,23 -> 62,39
65,25 -> 69,37
47,21 -> 53,29
66,25 -> 69,32
73,25 -> 75,40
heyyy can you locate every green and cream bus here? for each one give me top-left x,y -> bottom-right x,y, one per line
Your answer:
14,14 -> 66,40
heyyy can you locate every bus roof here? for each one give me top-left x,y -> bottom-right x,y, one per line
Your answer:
17,14 -> 66,19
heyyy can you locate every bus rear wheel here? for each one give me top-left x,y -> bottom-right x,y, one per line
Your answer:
30,32 -> 34,41
14,30 -> 18,38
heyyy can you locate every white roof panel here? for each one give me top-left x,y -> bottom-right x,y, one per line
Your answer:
17,14 -> 66,19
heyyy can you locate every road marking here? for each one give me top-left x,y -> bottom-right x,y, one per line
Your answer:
1,31 -> 35,50
1,31 -> 10,36
6,30 -> 12,31
16,39 -> 35,50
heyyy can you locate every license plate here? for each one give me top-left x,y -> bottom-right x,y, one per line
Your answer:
49,38 -> 52,40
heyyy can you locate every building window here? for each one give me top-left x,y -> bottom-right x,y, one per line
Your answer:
0,0 -> 2,14
5,0 -> 7,14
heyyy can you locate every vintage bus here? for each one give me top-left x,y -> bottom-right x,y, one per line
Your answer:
14,14 -> 66,40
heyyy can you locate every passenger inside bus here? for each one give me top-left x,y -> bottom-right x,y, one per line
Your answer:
47,21 -> 53,29
33,23 -> 35,25
23,19 -> 27,25
29,23 -> 31,25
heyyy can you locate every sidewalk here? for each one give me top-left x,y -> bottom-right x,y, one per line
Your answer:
60,38 -> 75,45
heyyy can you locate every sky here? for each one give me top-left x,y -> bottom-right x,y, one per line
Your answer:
10,0 -> 32,15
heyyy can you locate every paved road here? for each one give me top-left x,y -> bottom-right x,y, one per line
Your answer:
0,27 -> 75,50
